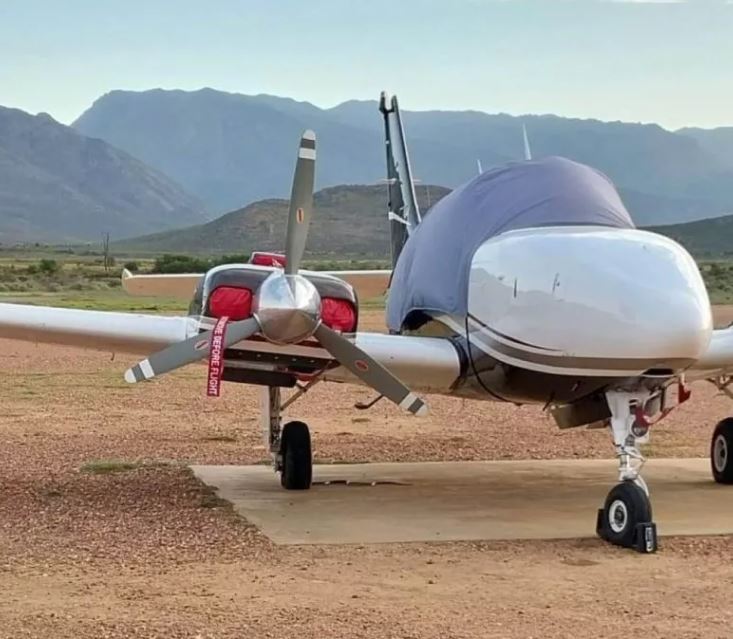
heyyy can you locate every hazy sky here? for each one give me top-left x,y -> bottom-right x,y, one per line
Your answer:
1,0 -> 731,129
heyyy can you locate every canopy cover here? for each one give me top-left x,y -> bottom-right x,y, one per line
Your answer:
386,156 -> 635,331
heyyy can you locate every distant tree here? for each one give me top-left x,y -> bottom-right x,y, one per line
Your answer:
123,260 -> 140,272
38,259 -> 59,275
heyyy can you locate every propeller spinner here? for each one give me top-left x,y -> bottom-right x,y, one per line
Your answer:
124,130 -> 428,416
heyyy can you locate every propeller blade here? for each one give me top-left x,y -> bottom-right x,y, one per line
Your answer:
313,323 -> 428,416
284,130 -> 316,276
522,123 -> 532,161
124,317 -> 259,383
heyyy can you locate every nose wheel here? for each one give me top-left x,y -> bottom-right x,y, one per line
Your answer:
597,480 -> 656,552
280,420 -> 313,490
261,386 -> 313,491
711,418 -> 733,484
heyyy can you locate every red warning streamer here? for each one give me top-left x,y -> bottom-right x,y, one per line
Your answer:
207,316 -> 229,397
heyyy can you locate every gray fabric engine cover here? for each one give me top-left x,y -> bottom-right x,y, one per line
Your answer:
386,156 -> 635,332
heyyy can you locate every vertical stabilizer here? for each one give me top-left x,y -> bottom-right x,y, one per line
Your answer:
379,92 -> 421,268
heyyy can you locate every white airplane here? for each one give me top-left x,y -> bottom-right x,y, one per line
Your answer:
2,92 -> 733,554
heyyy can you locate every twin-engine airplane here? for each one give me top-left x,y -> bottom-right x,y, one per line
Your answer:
2,93 -> 733,553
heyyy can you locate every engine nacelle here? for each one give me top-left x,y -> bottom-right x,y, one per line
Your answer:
189,264 -> 359,337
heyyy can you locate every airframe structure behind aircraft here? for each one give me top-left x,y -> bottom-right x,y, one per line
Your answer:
2,92 -> 733,554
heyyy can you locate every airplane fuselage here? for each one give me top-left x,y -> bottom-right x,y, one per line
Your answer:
432,225 -> 712,406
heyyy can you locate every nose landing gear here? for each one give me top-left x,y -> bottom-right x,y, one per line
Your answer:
596,391 -> 658,553
261,386 -> 313,491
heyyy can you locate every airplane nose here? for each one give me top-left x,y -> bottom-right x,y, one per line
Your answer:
468,227 -> 713,376
600,232 -> 712,367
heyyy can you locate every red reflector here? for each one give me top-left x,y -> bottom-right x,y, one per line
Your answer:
250,252 -> 286,267
321,297 -> 357,333
209,286 -> 252,320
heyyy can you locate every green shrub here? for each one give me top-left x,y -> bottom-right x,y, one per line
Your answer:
38,259 -> 60,275
152,254 -> 211,274
214,254 -> 250,266
123,260 -> 140,272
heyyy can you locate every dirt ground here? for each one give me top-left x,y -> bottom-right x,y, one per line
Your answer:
2,308 -> 733,638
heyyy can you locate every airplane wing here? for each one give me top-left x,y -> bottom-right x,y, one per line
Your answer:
121,268 -> 391,301
121,269 -> 201,299
0,302 -> 461,393
688,326 -> 733,380
0,302 -> 196,354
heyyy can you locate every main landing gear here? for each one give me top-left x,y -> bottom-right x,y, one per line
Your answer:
711,417 -> 733,484
596,390 -> 658,553
261,386 -> 313,490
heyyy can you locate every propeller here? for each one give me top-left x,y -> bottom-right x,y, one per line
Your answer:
313,323 -> 427,416
124,317 -> 259,383
284,130 -> 315,276
124,130 -> 428,416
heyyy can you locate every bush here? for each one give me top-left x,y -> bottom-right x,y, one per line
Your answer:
123,261 -> 140,272
152,254 -> 211,274
38,259 -> 60,275
214,254 -> 250,266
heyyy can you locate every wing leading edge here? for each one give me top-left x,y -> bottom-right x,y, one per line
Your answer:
0,303 -> 462,393
0,303 -> 196,355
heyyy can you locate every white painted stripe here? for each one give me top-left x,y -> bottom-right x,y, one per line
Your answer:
140,359 -> 155,379
440,314 -> 649,378
298,148 -> 316,160
399,392 -> 418,410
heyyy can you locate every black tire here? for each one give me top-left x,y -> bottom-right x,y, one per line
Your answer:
711,418 -> 733,484
600,481 -> 652,548
280,421 -> 312,490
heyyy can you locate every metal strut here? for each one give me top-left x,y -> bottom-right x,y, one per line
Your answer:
260,369 -> 327,470
710,375 -> 733,400
260,386 -> 282,457
606,390 -> 652,495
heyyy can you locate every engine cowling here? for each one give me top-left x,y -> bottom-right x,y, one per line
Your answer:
189,264 -> 359,337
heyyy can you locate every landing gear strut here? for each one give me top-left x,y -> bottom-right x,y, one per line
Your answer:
596,390 -> 658,553
261,386 -> 313,490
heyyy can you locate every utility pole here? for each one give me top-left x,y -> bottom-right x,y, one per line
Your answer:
102,232 -> 111,272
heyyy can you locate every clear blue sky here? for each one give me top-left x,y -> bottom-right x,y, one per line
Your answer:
1,0 -> 730,129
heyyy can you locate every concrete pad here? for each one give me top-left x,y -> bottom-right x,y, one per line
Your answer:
191,459 -> 733,545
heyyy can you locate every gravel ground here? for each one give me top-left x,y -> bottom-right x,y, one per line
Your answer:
1,308 -> 733,638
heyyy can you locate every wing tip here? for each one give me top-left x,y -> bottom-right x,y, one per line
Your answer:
124,368 -> 137,384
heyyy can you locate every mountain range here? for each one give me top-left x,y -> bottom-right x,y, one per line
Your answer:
2,88 -> 733,244
115,184 -> 448,256
115,182 -> 731,260
0,106 -> 205,243
75,88 -> 733,225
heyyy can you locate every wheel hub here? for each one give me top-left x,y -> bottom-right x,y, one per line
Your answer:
714,434 -> 728,473
608,499 -> 628,534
